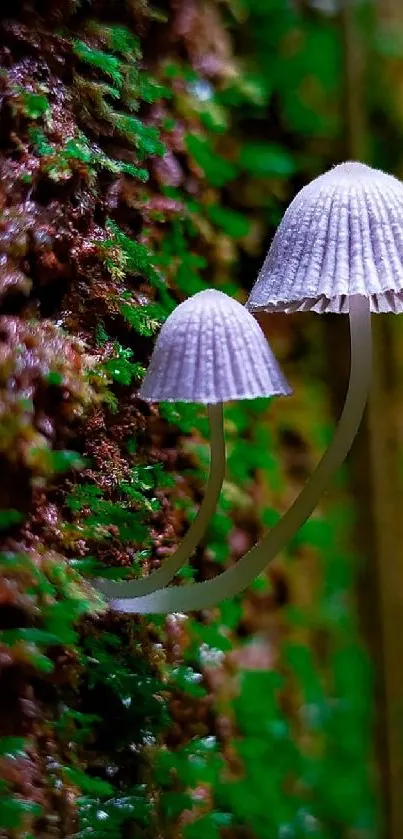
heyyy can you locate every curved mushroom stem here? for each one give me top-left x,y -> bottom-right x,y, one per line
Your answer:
107,295 -> 371,615
95,403 -> 225,598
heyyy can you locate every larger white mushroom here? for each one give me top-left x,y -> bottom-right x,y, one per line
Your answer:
96,288 -> 290,599
107,160 -> 403,614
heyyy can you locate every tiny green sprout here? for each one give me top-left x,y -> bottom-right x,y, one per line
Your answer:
103,343 -> 146,386
45,371 -> 63,386
21,92 -> 50,120
28,127 -> 53,156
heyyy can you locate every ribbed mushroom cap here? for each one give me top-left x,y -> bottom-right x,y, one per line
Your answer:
247,161 -> 403,314
139,289 -> 291,404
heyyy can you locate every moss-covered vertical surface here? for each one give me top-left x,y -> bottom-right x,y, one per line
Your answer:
0,1 -> 377,838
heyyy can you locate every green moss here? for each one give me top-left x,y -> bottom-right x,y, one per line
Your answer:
20,92 -> 50,120
0,550 -> 105,681
120,300 -> 166,336
73,39 -> 124,88
31,130 -> 149,183
114,113 -> 165,155
103,220 -> 164,287
66,484 -> 149,543
103,344 -> 146,385
28,126 -> 54,156
9,83 -> 51,124
89,22 -> 141,58
72,23 -> 167,161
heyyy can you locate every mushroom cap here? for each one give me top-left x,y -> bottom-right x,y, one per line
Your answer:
247,161 -> 403,314
138,289 -> 291,404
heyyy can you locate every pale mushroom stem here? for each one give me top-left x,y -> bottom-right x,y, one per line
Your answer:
95,403 -> 225,598
107,294 -> 371,615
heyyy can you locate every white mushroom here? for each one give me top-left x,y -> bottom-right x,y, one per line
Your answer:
96,288 -> 290,600
110,161 -> 403,614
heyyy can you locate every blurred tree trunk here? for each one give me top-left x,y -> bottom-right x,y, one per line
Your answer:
331,4 -> 403,839
370,4 -> 403,839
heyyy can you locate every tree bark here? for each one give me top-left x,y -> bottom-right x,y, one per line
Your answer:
335,4 -> 403,838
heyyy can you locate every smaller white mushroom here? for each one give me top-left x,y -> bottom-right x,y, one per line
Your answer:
96,288 -> 290,602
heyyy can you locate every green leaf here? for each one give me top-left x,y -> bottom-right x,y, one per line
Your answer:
68,557 -> 100,575
184,812 -> 232,839
239,142 -> 297,176
0,798 -> 43,830
23,646 -> 54,674
0,628 -> 62,646
66,484 -> 103,513
186,135 -> 237,187
50,450 -> 86,473
189,622 -> 233,654
0,510 -> 24,530
170,665 -> 207,698
0,737 -> 27,758
206,205 -> 250,237
64,766 -> 115,797
161,791 -> 194,819
219,598 -> 242,630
